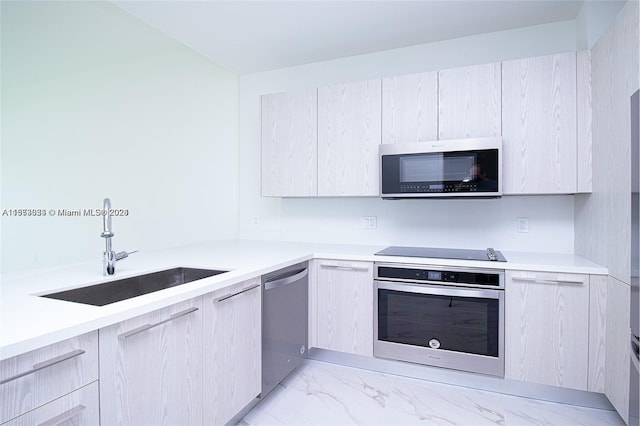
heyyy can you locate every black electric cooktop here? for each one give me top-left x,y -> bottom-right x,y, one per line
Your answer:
375,246 -> 507,262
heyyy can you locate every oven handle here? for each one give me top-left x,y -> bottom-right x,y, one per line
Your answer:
376,281 -> 503,299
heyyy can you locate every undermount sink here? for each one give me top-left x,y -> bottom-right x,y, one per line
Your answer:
41,267 -> 228,306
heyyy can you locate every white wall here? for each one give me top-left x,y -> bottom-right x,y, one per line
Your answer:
576,0 -> 628,49
239,21 -> 580,253
0,2 -> 239,272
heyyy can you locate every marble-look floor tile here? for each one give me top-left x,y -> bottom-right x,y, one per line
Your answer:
501,394 -> 625,426
241,360 -> 624,426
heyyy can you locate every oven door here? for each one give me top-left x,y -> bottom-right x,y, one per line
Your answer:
374,281 -> 504,377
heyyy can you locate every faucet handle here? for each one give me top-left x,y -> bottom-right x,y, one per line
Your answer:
115,250 -> 138,261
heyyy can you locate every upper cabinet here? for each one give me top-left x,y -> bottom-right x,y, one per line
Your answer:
260,51 -> 592,197
318,80 -> 382,196
261,89 -> 318,197
576,50 -> 593,193
438,62 -> 502,140
381,64 -> 501,144
502,52 -> 578,194
382,71 -> 438,144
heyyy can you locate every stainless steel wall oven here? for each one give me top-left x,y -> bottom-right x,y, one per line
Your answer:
374,263 -> 505,377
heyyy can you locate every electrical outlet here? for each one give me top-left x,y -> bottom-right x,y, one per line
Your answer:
360,216 -> 377,229
517,217 -> 529,233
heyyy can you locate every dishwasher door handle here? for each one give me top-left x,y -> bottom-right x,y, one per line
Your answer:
264,268 -> 308,291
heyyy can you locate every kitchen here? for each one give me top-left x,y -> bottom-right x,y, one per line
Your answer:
1,0 -> 638,425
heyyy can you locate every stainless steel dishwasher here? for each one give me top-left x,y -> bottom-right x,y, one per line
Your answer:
261,262 -> 308,399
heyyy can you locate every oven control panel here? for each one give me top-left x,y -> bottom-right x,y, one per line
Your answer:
375,264 -> 504,289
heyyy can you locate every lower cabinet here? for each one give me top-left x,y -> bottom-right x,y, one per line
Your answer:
505,270 -> 590,390
313,260 -> 374,356
99,298 -> 203,426
203,278 -> 261,426
0,332 -> 98,425
604,276 -> 631,421
4,382 -> 99,426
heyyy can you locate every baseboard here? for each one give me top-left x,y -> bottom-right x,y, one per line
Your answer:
307,347 -> 615,411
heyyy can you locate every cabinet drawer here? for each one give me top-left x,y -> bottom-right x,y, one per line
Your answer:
3,381 -> 99,426
0,332 -> 98,423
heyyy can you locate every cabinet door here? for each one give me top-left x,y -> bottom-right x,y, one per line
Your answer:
588,274 -> 606,393
438,62 -> 502,140
576,50 -> 593,193
382,72 -> 438,144
0,332 -> 98,424
315,260 -> 373,356
203,279 -> 261,426
4,382 -> 99,426
318,80 -> 382,196
99,298 -> 203,426
605,276 -> 630,421
502,52 -> 577,194
505,271 -> 589,390
261,89 -> 318,197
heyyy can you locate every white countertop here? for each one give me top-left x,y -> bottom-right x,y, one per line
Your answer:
0,239 -> 607,361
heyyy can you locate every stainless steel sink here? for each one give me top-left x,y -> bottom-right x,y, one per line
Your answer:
41,267 -> 228,306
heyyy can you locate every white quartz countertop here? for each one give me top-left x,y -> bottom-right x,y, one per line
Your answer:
0,239 -> 607,361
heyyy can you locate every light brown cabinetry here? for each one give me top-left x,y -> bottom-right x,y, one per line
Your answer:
0,332 -> 98,425
4,382 -> 99,426
502,52 -> 578,194
382,71 -> 438,144
261,89 -> 318,197
504,270 -> 589,390
99,298 -> 203,426
604,276 -> 630,421
261,51 -> 593,197
438,62 -> 502,140
576,50 -> 593,193
313,260 -> 374,356
585,274 -> 631,421
203,278 -> 261,426
317,80 -> 382,196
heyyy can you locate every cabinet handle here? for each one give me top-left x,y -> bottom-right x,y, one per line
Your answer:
214,284 -> 260,302
632,335 -> 640,372
511,276 -> 584,285
320,264 -> 370,272
38,405 -> 86,426
118,307 -> 199,340
264,269 -> 308,291
0,349 -> 85,385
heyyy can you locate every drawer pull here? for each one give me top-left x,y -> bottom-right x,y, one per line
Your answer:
215,284 -> 260,302
320,265 -> 370,272
38,405 -> 86,426
0,349 -> 85,385
118,307 -> 199,340
511,277 -> 584,285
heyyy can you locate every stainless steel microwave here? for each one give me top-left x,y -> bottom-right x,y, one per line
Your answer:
379,137 -> 502,198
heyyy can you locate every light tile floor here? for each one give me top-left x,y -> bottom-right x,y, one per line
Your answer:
241,360 -> 625,426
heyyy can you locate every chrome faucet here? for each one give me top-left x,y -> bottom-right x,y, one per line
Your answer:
100,198 -> 136,275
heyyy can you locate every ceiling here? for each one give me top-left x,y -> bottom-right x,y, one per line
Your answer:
112,0 -> 592,75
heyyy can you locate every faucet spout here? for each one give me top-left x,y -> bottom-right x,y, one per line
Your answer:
101,198 -> 113,238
